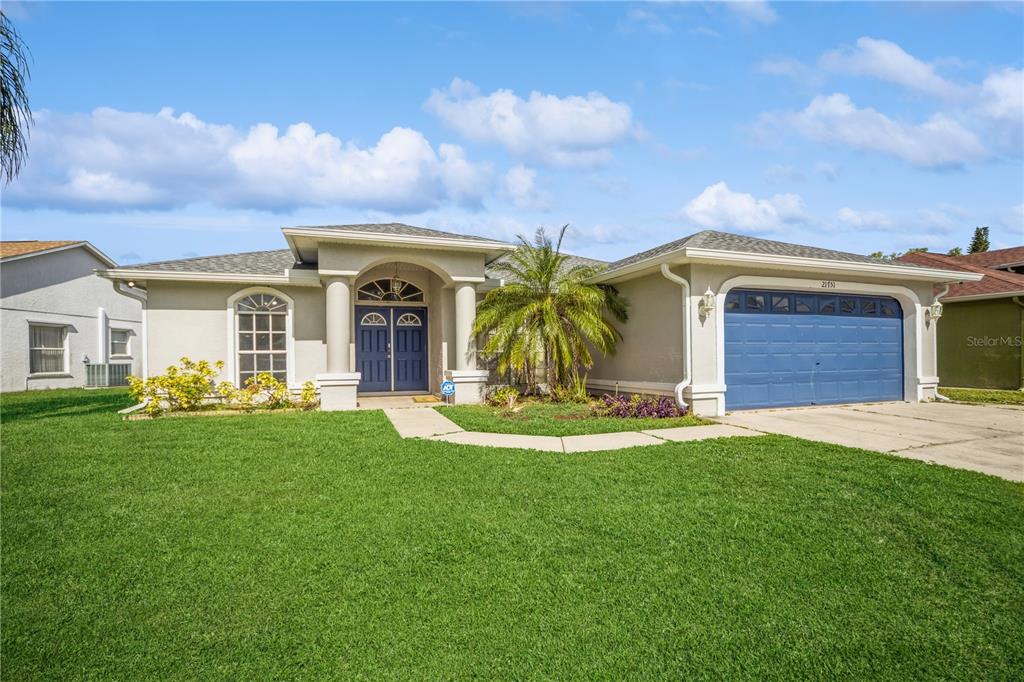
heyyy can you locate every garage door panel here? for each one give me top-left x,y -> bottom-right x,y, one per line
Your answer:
725,289 -> 903,410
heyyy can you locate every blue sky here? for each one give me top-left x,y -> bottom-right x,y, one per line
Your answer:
3,1 -> 1022,264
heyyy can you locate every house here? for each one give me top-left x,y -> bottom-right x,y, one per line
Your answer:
98,224 -> 981,415
898,247 -> 1024,390
1,241 -> 144,392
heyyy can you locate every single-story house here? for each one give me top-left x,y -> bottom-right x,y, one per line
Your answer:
898,247 -> 1024,390
98,223 -> 982,416
1,240 -> 143,392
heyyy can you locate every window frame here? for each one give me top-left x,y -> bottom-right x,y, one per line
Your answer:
226,288 -> 295,388
356,278 -> 425,303
28,323 -> 69,376
109,328 -> 132,358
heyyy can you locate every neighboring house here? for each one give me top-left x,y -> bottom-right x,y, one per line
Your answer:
898,247 -> 1024,390
1,241 -> 143,392
98,224 -> 980,415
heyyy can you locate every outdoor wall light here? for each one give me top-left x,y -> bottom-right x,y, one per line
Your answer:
926,301 -> 944,320
699,287 -> 716,315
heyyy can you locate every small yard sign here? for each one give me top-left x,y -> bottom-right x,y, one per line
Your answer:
440,380 -> 456,405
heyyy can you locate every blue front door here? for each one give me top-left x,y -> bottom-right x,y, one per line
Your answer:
356,306 -> 391,392
393,309 -> 428,391
724,290 -> 903,410
355,306 -> 428,392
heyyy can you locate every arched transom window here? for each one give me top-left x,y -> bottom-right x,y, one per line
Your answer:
360,312 -> 388,326
396,312 -> 422,326
236,293 -> 287,384
357,278 -> 424,302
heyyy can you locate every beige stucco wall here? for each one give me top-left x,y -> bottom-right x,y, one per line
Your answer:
589,270 -> 684,394
319,243 -> 487,283
146,281 -> 327,386
588,261 -> 944,416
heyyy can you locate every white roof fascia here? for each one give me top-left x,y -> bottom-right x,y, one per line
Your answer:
1,241 -> 117,268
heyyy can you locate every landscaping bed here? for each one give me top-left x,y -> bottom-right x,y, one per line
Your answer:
938,387 -> 1024,405
437,399 -> 711,436
2,388 -> 1022,679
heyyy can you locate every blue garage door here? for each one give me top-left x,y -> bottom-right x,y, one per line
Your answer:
724,290 -> 903,410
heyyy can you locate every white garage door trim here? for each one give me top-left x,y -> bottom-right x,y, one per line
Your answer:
714,275 -> 926,406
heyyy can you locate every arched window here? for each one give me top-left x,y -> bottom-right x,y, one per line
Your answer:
360,312 -> 388,326
357,278 -> 424,302
236,293 -> 287,384
396,312 -> 422,327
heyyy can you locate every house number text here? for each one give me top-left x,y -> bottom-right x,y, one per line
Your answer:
820,280 -> 837,289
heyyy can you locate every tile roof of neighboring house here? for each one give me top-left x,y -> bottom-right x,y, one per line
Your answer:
955,246 -> 1024,269
0,240 -> 82,259
125,249 -> 304,275
897,250 -> 1024,300
289,222 -> 509,244
606,230 -> 885,271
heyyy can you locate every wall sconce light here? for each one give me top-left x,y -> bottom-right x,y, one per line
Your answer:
926,301 -> 943,320
127,281 -> 135,288
699,287 -> 716,315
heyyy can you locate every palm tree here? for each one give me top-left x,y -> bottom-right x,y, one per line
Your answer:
474,225 -> 628,391
1,10 -> 32,183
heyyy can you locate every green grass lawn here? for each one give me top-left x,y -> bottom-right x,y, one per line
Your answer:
437,400 -> 711,436
2,389 -> 1022,679
939,386 -> 1024,405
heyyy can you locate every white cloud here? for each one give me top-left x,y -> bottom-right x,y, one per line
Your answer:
763,164 -> 806,185
756,58 -> 820,85
836,207 -> 894,230
424,77 -> 638,167
682,182 -> 805,233
814,161 -> 840,182
819,37 -> 967,100
974,68 -> 1024,154
501,164 -> 551,210
782,93 -> 988,168
8,107 -> 492,212
727,1 -> 777,25
619,8 -> 671,35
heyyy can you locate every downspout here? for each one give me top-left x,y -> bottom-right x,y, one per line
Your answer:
660,264 -> 692,410
932,284 -> 951,401
1014,296 -> 1024,390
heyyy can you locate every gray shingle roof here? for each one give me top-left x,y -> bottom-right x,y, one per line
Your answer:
290,222 -> 509,244
485,252 -> 608,280
607,230 -> 886,271
124,249 -> 301,275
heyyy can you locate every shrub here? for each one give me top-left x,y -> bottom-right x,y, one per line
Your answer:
550,373 -> 589,404
299,381 -> 319,410
128,357 -> 224,416
488,385 -> 520,410
596,393 -> 687,419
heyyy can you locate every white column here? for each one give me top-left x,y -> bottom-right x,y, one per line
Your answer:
454,282 -> 477,370
325,277 -> 351,373
318,276 -> 360,410
97,307 -> 108,364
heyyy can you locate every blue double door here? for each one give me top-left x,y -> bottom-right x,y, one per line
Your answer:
355,306 -> 428,392
724,289 -> 904,410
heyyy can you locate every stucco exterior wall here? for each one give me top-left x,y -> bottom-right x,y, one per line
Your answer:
318,243 -> 486,282
146,281 -> 327,387
1,247 -> 142,392
936,297 -> 1023,389
589,271 -> 684,395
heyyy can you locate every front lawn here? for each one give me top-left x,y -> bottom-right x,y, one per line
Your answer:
2,389 -> 1022,679
939,386 -> 1024,405
437,400 -> 710,436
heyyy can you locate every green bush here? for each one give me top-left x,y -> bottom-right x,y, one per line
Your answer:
488,385 -> 520,410
128,357 -> 223,416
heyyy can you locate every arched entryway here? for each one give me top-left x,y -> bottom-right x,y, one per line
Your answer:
354,276 -> 429,393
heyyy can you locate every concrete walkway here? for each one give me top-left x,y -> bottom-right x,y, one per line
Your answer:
719,401 -> 1024,481
382,406 -> 757,453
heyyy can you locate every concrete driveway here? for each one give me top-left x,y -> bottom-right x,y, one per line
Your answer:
719,401 -> 1023,481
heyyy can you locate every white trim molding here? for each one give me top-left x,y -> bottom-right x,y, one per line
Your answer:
225,286 -> 297,388
714,275 -> 927,416
588,379 -> 676,396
